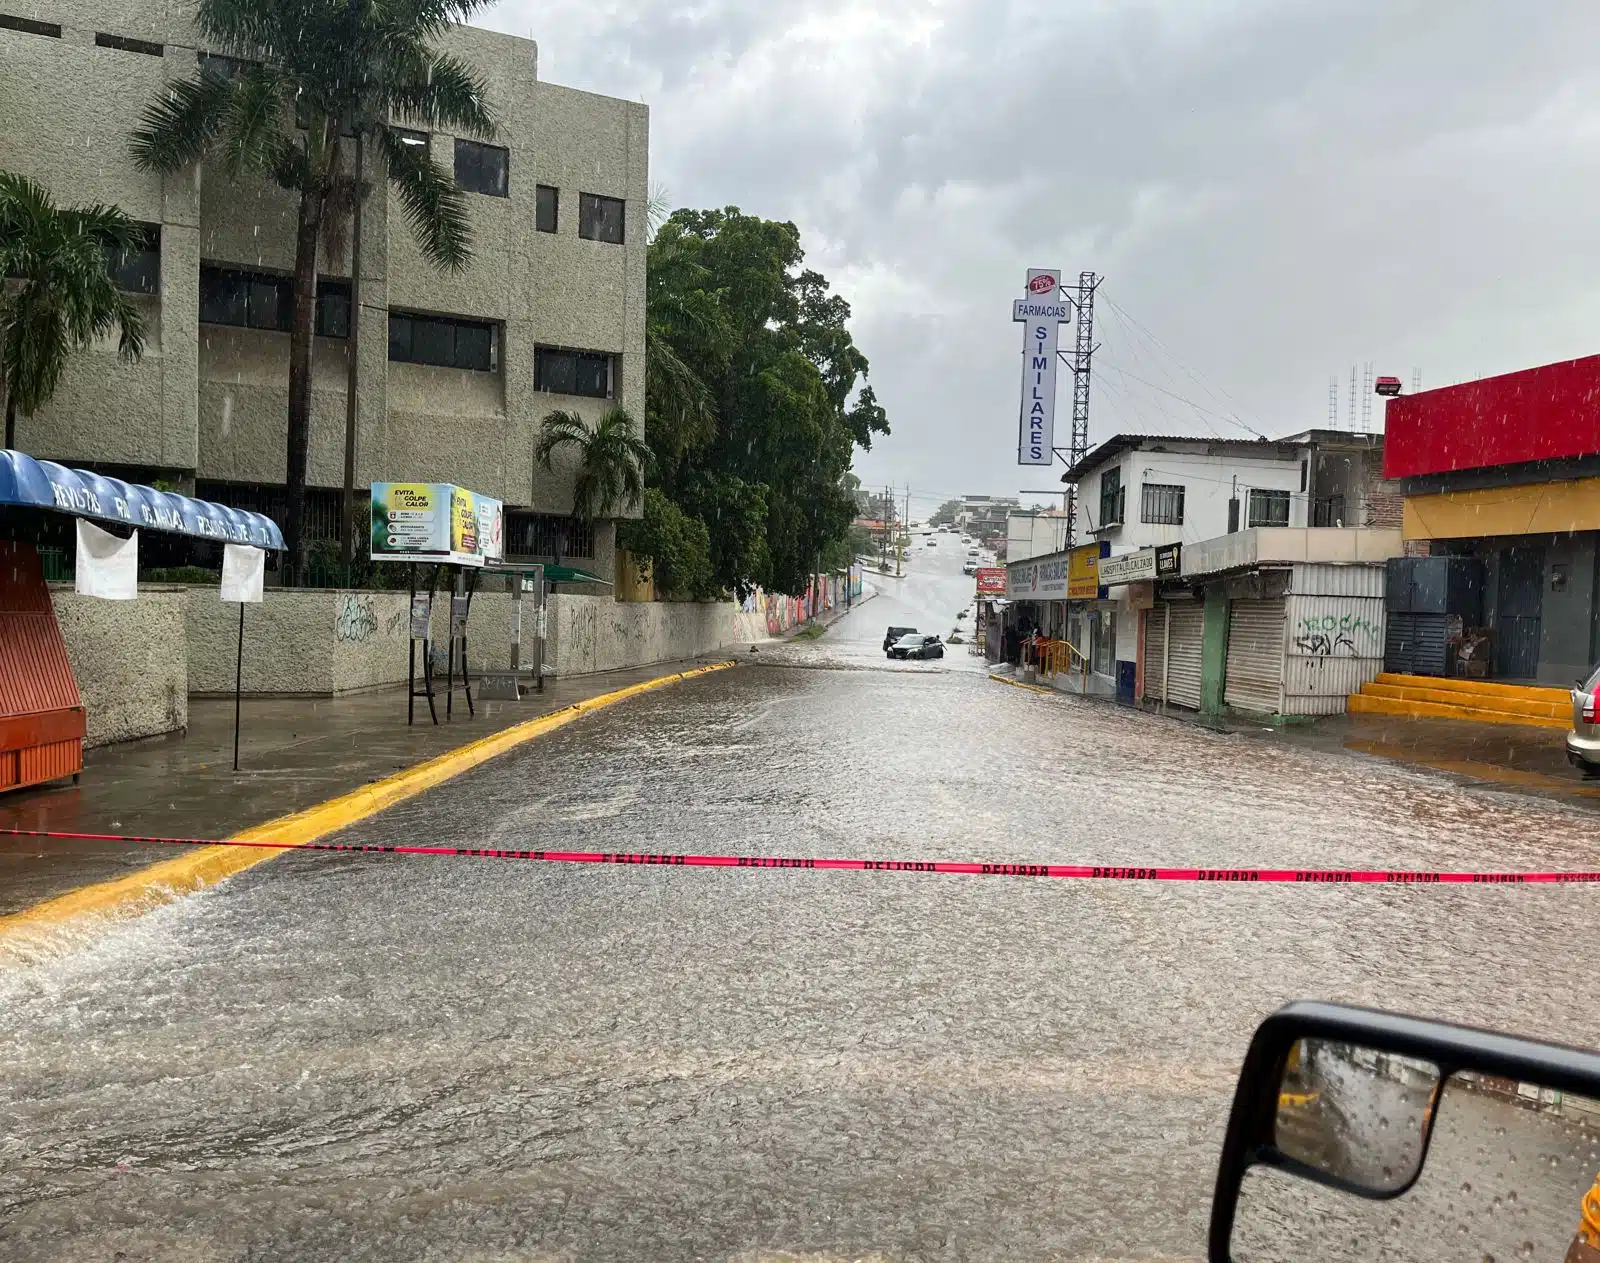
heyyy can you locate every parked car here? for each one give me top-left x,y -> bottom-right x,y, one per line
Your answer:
1569,663 -> 1600,775
888,633 -> 944,660
882,625 -> 917,652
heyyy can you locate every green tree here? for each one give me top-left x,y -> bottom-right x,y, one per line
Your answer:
0,171 -> 146,450
130,0 -> 495,580
618,488 -> 716,600
534,407 -> 650,569
642,207 -> 889,596
929,498 -> 962,527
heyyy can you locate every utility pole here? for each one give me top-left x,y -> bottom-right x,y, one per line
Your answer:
897,484 -> 909,576
879,483 -> 891,571
1064,271 -> 1099,548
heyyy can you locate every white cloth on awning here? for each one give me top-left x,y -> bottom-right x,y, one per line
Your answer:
74,519 -> 138,600
220,543 -> 265,603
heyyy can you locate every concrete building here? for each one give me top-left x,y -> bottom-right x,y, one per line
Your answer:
1056,431 -> 1399,691
0,5 -> 647,581
1384,356 -> 1600,686
1005,508 -> 1069,564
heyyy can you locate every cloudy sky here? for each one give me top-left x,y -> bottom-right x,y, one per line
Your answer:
484,0 -> 1600,518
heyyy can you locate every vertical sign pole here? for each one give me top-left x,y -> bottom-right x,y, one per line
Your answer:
232,601 -> 244,772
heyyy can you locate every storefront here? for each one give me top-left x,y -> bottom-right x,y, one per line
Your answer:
1151,527 -> 1398,718
1386,356 -> 1600,685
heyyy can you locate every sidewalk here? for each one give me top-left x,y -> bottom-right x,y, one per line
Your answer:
988,665 -> 1599,810
0,658 -> 732,917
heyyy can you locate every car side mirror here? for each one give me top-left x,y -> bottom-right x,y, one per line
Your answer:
1210,1002 -> 1600,1262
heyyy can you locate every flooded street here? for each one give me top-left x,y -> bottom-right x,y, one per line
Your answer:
4,547 -> 1600,1261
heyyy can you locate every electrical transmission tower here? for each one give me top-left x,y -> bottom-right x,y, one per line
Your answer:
1411,367 -> 1421,394
1360,363 -> 1374,431
1348,366 -> 1357,428
1328,376 -> 1338,425
1065,271 -> 1099,547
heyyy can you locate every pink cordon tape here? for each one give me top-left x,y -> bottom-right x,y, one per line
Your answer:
5,828 -> 1600,884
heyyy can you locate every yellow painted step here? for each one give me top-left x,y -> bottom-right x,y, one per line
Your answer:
1347,691 -> 1571,730
1360,682 -> 1568,720
1374,673 -> 1571,704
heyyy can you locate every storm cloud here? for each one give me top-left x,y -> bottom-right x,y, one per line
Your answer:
484,0 -> 1600,510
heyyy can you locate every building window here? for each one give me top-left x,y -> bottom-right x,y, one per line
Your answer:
454,138 -> 508,197
536,184 -> 559,234
199,266 -> 349,337
392,128 -> 429,153
388,312 -> 497,371
535,347 -> 612,398
1098,466 -> 1124,527
0,13 -> 61,36
95,31 -> 163,56
1247,488 -> 1291,528
1311,494 -> 1346,527
1140,482 -> 1184,525
506,511 -> 594,560
198,51 -> 260,80
106,224 -> 160,294
578,192 -> 624,244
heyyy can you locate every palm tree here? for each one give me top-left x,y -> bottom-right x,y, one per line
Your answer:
534,407 -> 649,572
0,171 -> 146,450
130,0 -> 495,581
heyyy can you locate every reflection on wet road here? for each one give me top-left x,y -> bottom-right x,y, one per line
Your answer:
4,562 -> 1600,1260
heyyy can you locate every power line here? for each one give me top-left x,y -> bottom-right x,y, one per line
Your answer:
1101,295 -> 1269,439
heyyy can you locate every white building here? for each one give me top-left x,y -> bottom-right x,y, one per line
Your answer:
1005,508 -> 1069,563
1053,431 -> 1399,690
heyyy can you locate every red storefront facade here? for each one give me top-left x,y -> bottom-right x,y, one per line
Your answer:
1385,356 -> 1600,684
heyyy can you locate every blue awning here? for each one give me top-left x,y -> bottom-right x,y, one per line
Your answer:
0,451 -> 284,551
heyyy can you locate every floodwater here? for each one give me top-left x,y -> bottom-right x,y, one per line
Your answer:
3,540 -> 1600,1260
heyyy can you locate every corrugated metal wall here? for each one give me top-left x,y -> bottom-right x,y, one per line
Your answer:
1224,598 -> 1286,714
1284,563 -> 1386,715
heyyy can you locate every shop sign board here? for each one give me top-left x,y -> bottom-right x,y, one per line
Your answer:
1013,268 -> 1070,466
1155,542 -> 1182,579
1006,552 -> 1070,600
1067,542 -> 1105,600
1098,548 -> 1158,586
974,566 -> 1008,596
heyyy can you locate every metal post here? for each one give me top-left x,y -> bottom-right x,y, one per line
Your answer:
407,562 -> 417,727
232,601 -> 244,772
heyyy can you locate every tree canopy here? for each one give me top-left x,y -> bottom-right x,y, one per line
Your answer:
628,207 -> 888,597
929,499 -> 963,527
0,171 -> 146,448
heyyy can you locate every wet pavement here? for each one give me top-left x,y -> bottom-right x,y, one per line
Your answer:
4,542 -> 1600,1260
0,660 -> 735,916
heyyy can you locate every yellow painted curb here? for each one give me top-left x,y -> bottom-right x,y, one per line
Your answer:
0,661 -> 736,950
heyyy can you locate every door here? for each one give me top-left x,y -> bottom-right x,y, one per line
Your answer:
1494,546 -> 1545,679
1164,602 -> 1206,710
1144,606 -> 1166,700
1224,597 -> 1287,714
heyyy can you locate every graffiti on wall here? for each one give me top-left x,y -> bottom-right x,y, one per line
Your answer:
335,593 -> 380,643
1292,611 -> 1381,657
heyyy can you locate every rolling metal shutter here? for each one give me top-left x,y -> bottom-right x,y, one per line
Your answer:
1163,602 -> 1205,710
1143,606 -> 1165,700
1225,597 -> 1286,715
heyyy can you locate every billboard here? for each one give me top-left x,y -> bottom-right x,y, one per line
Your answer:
1067,542 -> 1104,600
1013,268 -> 1070,467
371,483 -> 503,566
974,566 -> 1007,596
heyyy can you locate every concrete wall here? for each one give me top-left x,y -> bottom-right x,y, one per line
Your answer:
183,587 -> 737,696
544,595 -> 734,677
50,587 -> 188,747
